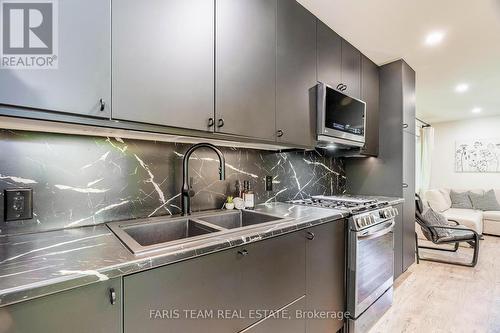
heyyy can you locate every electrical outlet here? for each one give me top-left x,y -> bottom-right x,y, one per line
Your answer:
265,176 -> 273,191
4,188 -> 33,221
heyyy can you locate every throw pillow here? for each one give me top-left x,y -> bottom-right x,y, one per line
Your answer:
469,190 -> 500,211
450,190 -> 473,209
421,208 -> 451,239
425,189 -> 451,212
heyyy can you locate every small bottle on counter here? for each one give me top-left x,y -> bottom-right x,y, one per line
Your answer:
244,181 -> 255,210
241,180 -> 247,202
237,180 -> 243,199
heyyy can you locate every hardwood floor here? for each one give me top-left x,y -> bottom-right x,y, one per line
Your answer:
370,235 -> 500,333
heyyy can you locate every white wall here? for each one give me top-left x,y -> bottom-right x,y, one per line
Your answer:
430,115 -> 500,189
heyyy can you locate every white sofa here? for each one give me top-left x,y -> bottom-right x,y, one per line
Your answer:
423,189 -> 500,236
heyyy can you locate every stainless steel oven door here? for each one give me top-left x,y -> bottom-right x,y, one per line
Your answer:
348,219 -> 395,318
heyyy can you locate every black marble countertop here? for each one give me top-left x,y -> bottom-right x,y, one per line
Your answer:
0,202 -> 347,307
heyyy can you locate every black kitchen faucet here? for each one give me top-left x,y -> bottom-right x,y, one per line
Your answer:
181,143 -> 226,215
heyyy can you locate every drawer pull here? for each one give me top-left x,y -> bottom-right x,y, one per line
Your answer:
109,288 -> 116,305
99,99 -> 106,112
208,118 -> 215,127
238,249 -> 249,256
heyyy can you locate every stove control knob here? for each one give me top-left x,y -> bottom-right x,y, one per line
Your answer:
365,216 -> 371,226
367,216 -> 374,226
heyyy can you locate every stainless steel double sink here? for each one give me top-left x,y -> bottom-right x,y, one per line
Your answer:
107,210 -> 289,254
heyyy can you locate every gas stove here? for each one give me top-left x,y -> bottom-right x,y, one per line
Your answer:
288,195 -> 389,214
289,194 -> 398,333
288,195 -> 397,231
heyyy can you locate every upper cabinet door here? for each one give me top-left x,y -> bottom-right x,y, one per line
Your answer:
112,0 -> 214,132
276,0 -> 317,147
317,20 -> 342,89
361,55 -> 380,156
0,0 -> 111,118
402,61 -> 416,134
216,0 -> 277,141
341,39 -> 361,99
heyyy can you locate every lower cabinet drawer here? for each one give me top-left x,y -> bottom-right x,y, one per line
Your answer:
241,296 -> 306,333
0,278 -> 121,333
123,230 -> 306,333
123,249 -> 242,333
238,230 -> 306,329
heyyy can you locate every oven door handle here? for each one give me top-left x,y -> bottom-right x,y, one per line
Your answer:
357,220 -> 395,240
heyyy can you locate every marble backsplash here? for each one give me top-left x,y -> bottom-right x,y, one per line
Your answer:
0,129 -> 345,235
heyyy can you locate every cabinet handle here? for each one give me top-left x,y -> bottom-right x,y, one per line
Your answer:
99,99 -> 106,112
402,183 -> 409,189
217,118 -> 225,128
306,231 -> 315,240
208,118 -> 215,128
238,249 -> 249,256
109,288 -> 116,305
276,129 -> 284,137
337,84 -> 347,92
403,123 -> 409,129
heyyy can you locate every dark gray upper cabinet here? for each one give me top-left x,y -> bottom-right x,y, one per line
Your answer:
341,40 -> 361,99
360,55 -> 380,156
317,20 -> 342,89
112,0 -> 214,131
403,62 -> 416,134
1,278 -> 121,333
216,0 -> 277,141
305,220 -> 346,333
276,0 -> 317,147
0,0 -> 111,118
317,20 -> 361,99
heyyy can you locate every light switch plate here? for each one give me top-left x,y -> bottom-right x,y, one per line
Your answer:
4,188 -> 33,221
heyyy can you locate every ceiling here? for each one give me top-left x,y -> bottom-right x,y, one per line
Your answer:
298,0 -> 500,124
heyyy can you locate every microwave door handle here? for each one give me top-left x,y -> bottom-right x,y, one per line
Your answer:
357,221 -> 395,240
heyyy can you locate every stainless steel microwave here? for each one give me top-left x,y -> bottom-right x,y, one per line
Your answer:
316,82 -> 366,148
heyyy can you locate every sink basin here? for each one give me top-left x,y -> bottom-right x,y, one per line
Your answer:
107,210 -> 287,254
123,219 -> 220,246
196,210 -> 284,229
107,218 -> 222,254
